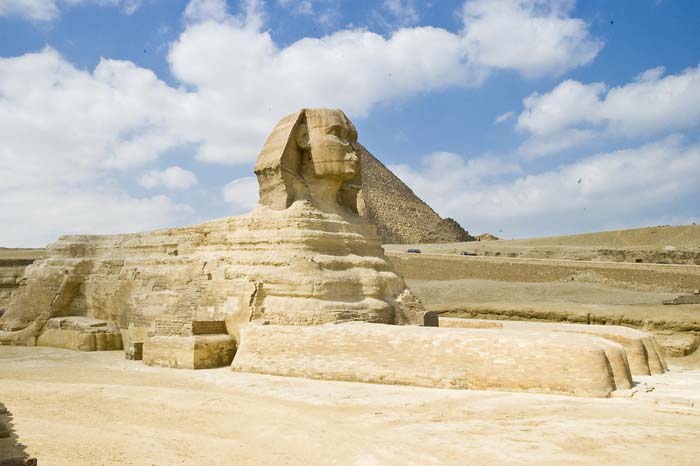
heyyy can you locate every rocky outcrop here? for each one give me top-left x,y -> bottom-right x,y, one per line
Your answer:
357,148 -> 472,244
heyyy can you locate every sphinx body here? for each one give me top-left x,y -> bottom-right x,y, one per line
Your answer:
0,109 -> 423,354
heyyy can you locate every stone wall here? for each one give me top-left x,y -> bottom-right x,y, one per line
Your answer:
0,260 -> 36,315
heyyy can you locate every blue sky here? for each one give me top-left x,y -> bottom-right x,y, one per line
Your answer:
1,0 -> 699,246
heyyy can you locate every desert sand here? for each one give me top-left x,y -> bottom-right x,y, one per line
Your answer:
385,224 -> 700,264
2,345 -> 700,466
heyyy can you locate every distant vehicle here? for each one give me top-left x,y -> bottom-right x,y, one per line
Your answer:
460,251 -> 476,256
406,248 -> 422,253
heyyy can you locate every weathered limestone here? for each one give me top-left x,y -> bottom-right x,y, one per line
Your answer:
142,319 -> 236,368
0,109 -> 424,364
440,318 -> 667,375
232,322 -> 631,397
143,334 -> 236,369
0,263 -> 28,314
36,317 -> 122,352
0,249 -> 43,315
655,333 -> 700,357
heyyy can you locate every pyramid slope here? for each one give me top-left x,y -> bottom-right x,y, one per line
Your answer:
357,146 -> 471,244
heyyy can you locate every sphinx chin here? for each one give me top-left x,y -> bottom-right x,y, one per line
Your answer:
0,108 -> 665,397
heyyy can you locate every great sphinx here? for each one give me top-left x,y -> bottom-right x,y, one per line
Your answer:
0,108 -> 663,397
0,109 -> 424,359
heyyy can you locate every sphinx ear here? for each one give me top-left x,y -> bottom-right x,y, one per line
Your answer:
296,122 -> 310,150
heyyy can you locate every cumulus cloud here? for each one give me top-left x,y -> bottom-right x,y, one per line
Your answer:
165,0 -> 601,163
0,48 -> 194,246
0,0 -> 604,245
517,66 -> 700,156
0,186 -> 192,247
461,0 -> 602,77
0,0 -> 141,21
183,0 -> 229,23
0,47 -> 189,182
222,177 -> 259,213
166,9 -> 487,163
140,166 -> 198,190
391,137 -> 700,237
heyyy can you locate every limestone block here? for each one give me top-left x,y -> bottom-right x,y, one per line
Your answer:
655,333 -> 700,357
36,328 -> 96,351
35,316 -> 123,351
439,318 -> 666,376
232,322 -> 631,397
143,334 -> 236,369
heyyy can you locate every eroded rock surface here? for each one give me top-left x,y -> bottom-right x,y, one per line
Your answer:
233,322 -> 631,397
440,318 -> 667,376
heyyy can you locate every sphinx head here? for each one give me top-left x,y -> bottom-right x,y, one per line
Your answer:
301,109 -> 360,180
254,108 -> 362,213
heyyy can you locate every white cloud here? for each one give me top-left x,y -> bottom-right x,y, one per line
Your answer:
383,0 -> 419,26
140,166 -> 198,190
0,0 -> 603,245
517,66 -> 700,156
494,111 -> 515,124
461,0 -> 603,77
222,177 -> 259,213
183,0 -> 228,23
0,186 -> 193,247
0,47 -> 189,182
0,0 -> 142,21
0,0 -> 58,20
167,14 -> 488,163
0,48 -> 195,246
391,137 -> 700,237
165,0 -> 599,163
391,151 -> 521,206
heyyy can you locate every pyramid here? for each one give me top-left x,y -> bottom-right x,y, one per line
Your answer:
357,146 -> 472,244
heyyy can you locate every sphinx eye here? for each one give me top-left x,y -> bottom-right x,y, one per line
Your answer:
327,124 -> 345,137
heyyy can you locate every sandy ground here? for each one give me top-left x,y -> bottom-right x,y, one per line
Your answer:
1,346 -> 700,466
407,279 -> 700,332
384,224 -> 700,264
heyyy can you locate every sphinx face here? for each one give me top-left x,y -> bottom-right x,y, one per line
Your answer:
305,109 -> 359,180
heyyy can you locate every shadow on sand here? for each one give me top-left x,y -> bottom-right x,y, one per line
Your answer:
0,402 -> 36,466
